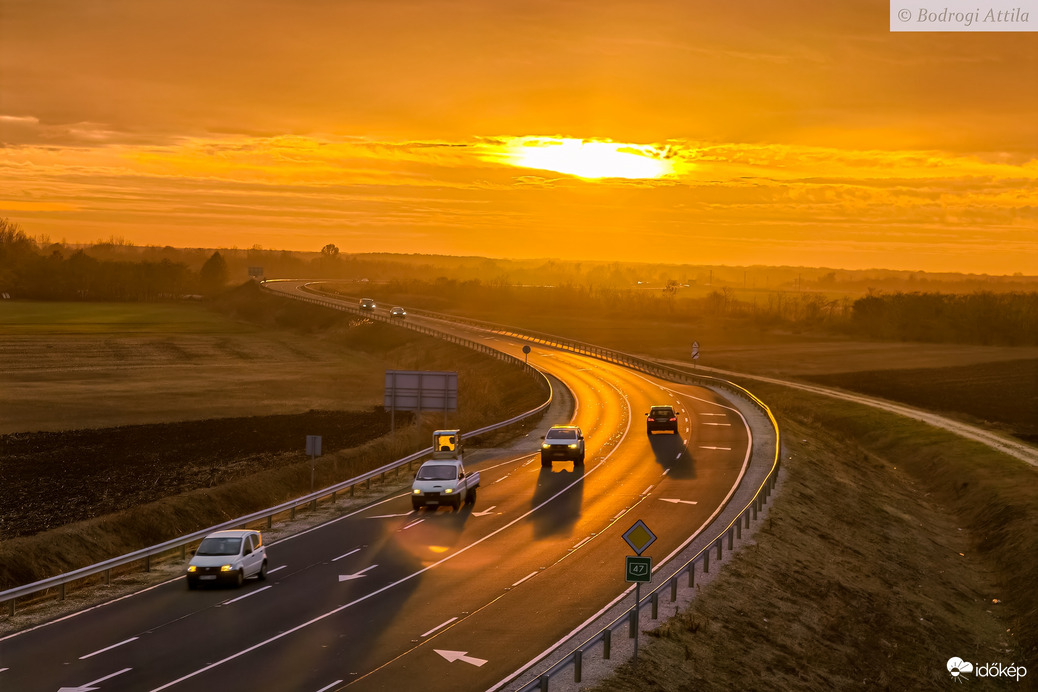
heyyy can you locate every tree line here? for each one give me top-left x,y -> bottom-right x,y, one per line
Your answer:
0,219 -> 229,300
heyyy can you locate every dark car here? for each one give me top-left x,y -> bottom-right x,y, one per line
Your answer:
646,405 -> 679,434
540,425 -> 585,466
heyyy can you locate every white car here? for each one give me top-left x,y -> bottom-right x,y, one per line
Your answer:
186,529 -> 267,589
390,306 -> 407,318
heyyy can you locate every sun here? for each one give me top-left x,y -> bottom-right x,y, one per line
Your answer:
496,137 -> 674,179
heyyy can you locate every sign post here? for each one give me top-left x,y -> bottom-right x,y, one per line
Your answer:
306,435 -> 322,492
622,520 -> 657,663
522,344 -> 531,364
691,340 -> 700,369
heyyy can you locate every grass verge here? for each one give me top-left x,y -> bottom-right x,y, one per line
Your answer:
587,383 -> 1036,690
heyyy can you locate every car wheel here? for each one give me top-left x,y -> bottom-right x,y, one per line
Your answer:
187,578 -> 196,591
234,569 -> 244,588
257,561 -> 267,581
541,456 -> 551,467
576,453 -> 585,466
452,497 -> 461,511
412,500 -> 422,511
465,487 -> 477,505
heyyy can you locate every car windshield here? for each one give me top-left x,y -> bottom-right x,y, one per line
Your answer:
196,537 -> 242,556
546,428 -> 577,440
416,464 -> 456,480
652,408 -> 674,417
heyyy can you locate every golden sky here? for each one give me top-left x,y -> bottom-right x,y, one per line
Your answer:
1,0 -> 1036,273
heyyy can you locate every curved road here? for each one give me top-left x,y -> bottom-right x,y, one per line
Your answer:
0,285 -> 752,692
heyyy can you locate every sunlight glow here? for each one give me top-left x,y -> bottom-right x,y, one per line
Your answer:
498,138 -> 673,179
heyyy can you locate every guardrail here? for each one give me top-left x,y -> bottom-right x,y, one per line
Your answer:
295,287 -> 783,692
0,288 -> 553,618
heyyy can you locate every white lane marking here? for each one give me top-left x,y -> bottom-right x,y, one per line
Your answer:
314,681 -> 344,692
572,536 -> 592,550
332,548 -> 361,562
435,649 -> 488,667
0,667 -> 8,673
703,422 -> 732,427
268,565 -> 287,574
79,637 -> 138,660
421,617 -> 459,638
338,565 -> 378,582
63,667 -> 132,690
675,452 -> 682,459
403,519 -> 425,530
642,484 -> 654,495
222,586 -> 272,604
700,412 -> 727,416
472,506 -> 497,516
660,498 -> 698,505
512,571 -> 539,587
700,445 -> 732,451
369,511 -> 415,519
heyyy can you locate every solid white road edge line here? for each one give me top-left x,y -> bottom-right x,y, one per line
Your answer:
221,586 -> 272,605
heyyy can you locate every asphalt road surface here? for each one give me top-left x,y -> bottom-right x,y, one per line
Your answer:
0,285 -> 751,692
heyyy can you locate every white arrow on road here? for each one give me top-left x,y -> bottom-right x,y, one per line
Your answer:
58,667 -> 132,692
660,498 -> 698,505
472,506 -> 497,516
435,649 -> 488,667
338,564 -> 378,582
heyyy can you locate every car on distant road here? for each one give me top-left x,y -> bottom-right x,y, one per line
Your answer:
359,298 -> 376,310
541,425 -> 585,466
186,529 -> 267,589
390,306 -> 407,318
646,405 -> 679,434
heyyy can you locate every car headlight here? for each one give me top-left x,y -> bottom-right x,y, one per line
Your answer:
413,488 -> 422,494
568,443 -> 579,449
220,564 -> 233,572
444,488 -> 453,493
542,443 -> 551,449
187,565 -> 197,573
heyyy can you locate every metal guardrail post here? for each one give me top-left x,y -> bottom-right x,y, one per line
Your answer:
689,561 -> 695,587
629,606 -> 637,637
736,518 -> 742,540
716,538 -> 723,561
670,576 -> 677,602
728,527 -> 734,550
752,501 -> 758,521
703,550 -> 709,573
145,555 -> 151,573
603,628 -> 612,659
574,648 -> 583,682
538,673 -> 549,691
651,592 -> 658,619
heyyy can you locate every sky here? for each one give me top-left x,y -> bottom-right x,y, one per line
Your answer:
1,0 -> 1036,274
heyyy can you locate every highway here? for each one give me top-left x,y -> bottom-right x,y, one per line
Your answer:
0,285 -> 752,692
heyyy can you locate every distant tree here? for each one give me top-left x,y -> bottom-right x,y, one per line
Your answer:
321,243 -> 340,257
199,251 -> 229,295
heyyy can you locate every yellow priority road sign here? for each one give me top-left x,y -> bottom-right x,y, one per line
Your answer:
622,519 -> 657,555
